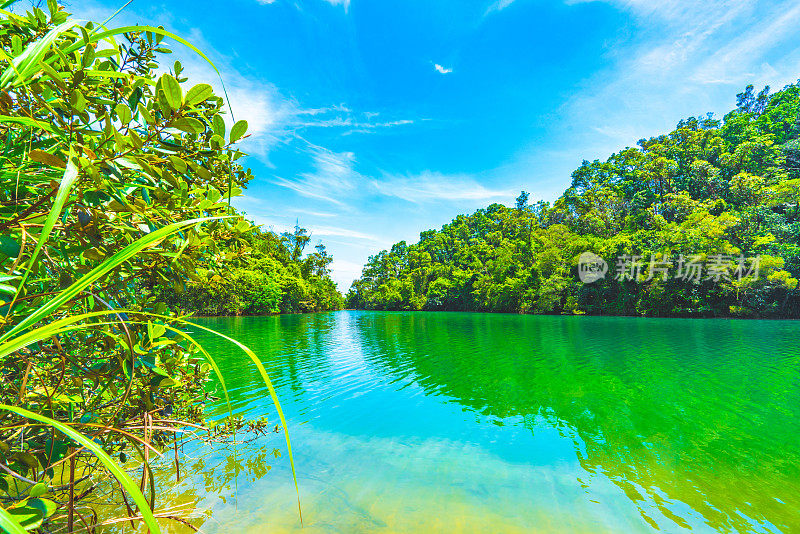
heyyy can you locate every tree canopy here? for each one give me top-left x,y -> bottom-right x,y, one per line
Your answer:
348,83 -> 800,318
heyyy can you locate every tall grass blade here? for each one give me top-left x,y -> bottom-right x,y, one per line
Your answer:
0,19 -> 80,89
0,216 -> 229,343
0,310 -> 232,419
1,309 -> 296,523
0,404 -> 162,534
0,506 -> 27,534
11,151 -> 77,301
0,316 -> 117,358
0,116 -> 59,134
172,319 -> 304,526
161,324 -> 233,417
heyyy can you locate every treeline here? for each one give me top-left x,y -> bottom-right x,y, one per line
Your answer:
155,223 -> 344,315
348,83 -> 800,317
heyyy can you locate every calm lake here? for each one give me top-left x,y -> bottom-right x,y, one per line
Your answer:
171,311 -> 800,533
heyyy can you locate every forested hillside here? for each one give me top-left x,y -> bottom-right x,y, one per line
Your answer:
155,222 -> 344,315
348,84 -> 800,317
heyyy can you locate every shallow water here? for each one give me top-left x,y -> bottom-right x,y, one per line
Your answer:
173,312 -> 800,533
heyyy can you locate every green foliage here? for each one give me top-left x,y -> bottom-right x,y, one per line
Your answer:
0,2 -> 302,530
349,83 -> 800,318
155,223 -> 344,316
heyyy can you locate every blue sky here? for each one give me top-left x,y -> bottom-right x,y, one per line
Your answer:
78,0 -> 800,289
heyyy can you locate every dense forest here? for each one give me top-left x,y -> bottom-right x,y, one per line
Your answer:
154,222 -> 344,315
347,83 -> 800,317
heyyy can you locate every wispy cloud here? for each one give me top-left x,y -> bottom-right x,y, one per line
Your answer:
312,226 -> 383,242
294,107 -> 415,132
373,172 -> 515,203
560,0 -> 800,155
323,0 -> 350,11
434,63 -> 453,74
274,144 -> 360,205
565,0 -> 749,24
289,208 -> 338,218
484,0 -> 517,15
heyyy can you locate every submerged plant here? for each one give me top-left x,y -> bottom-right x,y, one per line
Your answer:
0,1 -> 299,531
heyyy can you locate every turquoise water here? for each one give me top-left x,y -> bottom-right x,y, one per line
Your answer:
173,312 -> 800,532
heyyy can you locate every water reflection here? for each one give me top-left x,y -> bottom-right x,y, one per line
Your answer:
353,313 -> 800,532
182,312 -> 800,533
101,439 -> 279,533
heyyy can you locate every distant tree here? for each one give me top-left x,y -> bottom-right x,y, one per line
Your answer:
311,243 -> 334,276
282,221 -> 311,261
736,84 -> 771,115
515,190 -> 530,211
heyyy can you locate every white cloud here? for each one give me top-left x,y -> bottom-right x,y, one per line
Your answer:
434,64 -> 453,74
558,0 -> 800,157
273,144 -> 360,205
294,108 -> 414,132
373,172 -> 515,204
330,258 -> 367,286
323,0 -> 350,11
485,0 -> 517,15
312,226 -> 383,242
256,0 -> 277,4
289,208 -> 338,218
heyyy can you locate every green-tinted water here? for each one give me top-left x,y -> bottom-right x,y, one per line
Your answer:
177,312 -> 800,532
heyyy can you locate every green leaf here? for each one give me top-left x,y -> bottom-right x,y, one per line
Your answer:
171,117 -> 204,134
169,155 -> 187,173
138,102 -> 154,124
155,377 -> 180,388
11,451 -> 38,469
157,88 -> 174,116
115,102 -> 132,124
0,506 -> 27,534
69,89 -> 86,113
81,43 -> 96,68
0,235 -> 20,258
160,73 -> 182,110
28,149 -> 65,168
185,83 -> 213,106
26,498 -> 56,519
230,119 -> 248,143
212,115 -> 225,137
0,405 -> 162,534
29,483 -> 47,498
46,0 -> 57,18
7,506 -> 42,531
0,116 -> 58,134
